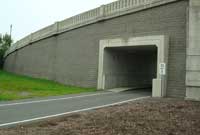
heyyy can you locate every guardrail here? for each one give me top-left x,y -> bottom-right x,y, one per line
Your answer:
5,0 -> 179,57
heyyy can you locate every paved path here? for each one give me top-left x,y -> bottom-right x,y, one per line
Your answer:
0,90 -> 150,127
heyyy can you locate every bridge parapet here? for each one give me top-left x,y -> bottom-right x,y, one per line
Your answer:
31,24 -> 55,42
58,8 -> 101,33
5,0 -> 180,57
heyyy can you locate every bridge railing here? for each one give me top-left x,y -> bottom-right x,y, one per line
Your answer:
5,0 -> 177,57
58,8 -> 101,33
31,24 -> 55,42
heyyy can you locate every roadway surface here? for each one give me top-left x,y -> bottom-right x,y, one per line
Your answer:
0,89 -> 151,127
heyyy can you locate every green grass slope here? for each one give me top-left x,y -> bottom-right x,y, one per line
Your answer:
0,70 -> 95,101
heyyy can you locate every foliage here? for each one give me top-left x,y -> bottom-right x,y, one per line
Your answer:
0,33 -> 13,68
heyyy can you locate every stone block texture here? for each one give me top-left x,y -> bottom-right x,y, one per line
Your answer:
4,0 -> 188,98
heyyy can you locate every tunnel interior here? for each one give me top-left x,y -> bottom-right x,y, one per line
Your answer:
103,45 -> 157,92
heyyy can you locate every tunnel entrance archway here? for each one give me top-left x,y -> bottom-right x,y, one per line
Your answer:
98,35 -> 169,97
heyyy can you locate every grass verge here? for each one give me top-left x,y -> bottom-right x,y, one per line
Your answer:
0,70 -> 95,101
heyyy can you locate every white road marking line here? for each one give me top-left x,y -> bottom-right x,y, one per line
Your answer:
0,92 -> 113,107
0,96 -> 150,127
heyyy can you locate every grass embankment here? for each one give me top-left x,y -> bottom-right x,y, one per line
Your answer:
0,70 -> 95,101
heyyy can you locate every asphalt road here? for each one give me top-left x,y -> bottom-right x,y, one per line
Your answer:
0,90 -> 150,127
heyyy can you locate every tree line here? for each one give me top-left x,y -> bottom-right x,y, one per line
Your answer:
0,33 -> 13,69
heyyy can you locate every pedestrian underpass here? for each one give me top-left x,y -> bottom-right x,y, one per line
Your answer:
103,45 -> 157,94
98,36 -> 169,97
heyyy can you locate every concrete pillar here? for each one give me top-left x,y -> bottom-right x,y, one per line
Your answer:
186,0 -> 200,100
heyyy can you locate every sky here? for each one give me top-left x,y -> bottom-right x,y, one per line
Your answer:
0,0 -> 116,41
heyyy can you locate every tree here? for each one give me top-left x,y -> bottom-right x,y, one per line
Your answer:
0,33 -> 13,69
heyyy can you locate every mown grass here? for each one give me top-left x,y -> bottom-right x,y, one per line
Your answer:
0,70 -> 95,101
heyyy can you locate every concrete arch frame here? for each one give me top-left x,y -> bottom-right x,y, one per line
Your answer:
98,35 -> 169,97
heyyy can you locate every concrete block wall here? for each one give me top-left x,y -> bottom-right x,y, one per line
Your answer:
5,0 -> 181,56
4,0 -> 188,98
4,37 -> 57,80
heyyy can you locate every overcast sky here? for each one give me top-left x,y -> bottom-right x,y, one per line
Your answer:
0,0 -> 116,41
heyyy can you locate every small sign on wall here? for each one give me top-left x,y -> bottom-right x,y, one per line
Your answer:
159,63 -> 166,75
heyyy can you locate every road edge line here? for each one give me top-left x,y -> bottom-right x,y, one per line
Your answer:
0,92 -> 113,107
0,96 -> 150,127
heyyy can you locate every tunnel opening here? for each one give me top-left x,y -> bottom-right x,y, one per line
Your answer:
103,45 -> 157,93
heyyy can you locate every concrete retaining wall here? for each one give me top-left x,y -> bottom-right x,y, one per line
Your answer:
4,0 -> 188,98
